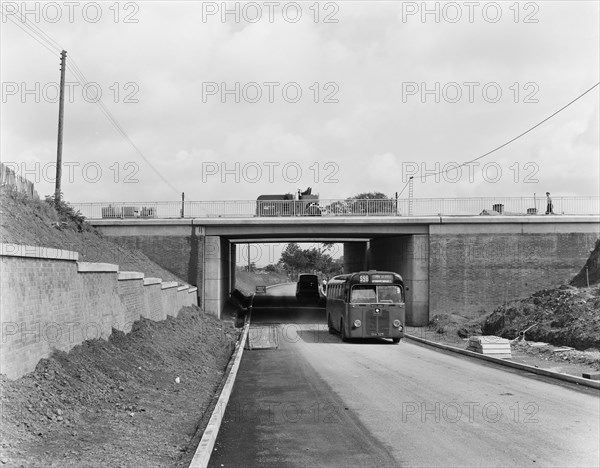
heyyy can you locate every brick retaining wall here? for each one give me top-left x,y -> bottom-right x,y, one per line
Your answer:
0,243 -> 198,379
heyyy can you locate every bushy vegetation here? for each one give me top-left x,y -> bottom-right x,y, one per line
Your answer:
44,194 -> 89,232
280,242 -> 343,278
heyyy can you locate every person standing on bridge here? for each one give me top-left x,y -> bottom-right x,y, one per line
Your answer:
545,192 -> 554,214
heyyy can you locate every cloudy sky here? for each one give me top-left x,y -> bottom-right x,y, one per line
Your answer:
1,1 -> 599,205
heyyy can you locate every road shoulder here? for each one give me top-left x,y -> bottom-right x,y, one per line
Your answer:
208,328 -> 398,468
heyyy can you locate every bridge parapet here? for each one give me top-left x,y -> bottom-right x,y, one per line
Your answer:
72,196 -> 599,220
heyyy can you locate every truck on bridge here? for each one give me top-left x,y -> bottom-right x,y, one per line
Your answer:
256,187 -> 321,217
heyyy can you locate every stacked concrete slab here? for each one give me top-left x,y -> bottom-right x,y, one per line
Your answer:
467,336 -> 512,359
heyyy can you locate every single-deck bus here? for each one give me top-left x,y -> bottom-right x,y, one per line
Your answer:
326,271 -> 405,343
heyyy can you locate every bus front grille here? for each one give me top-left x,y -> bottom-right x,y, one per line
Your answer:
366,309 -> 390,336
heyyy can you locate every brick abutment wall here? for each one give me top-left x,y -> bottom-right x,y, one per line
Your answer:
364,229 -> 598,324
428,231 -> 599,318
0,243 -> 198,380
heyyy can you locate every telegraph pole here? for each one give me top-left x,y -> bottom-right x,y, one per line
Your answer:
54,50 -> 67,203
408,176 -> 414,216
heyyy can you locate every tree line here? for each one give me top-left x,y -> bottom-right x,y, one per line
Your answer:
264,192 -> 394,278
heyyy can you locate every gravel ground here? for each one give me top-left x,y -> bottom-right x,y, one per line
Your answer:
406,326 -> 600,378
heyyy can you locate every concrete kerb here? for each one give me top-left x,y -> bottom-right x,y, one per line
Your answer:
188,317 -> 251,468
405,334 -> 600,390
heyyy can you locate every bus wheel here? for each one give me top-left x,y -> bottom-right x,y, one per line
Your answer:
327,314 -> 335,334
340,319 -> 348,342
392,337 -> 401,344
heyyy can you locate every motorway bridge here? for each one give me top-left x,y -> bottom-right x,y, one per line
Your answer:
80,196 -> 600,326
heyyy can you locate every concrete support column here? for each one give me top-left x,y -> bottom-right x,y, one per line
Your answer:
203,235 -> 232,318
343,242 -> 368,273
230,243 -> 236,296
405,235 -> 429,326
367,235 -> 429,326
190,225 -> 204,297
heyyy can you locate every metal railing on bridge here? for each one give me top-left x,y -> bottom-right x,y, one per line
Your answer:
71,196 -> 600,220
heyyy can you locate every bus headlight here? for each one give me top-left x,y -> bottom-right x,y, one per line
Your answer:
393,320 -> 402,328
353,319 -> 362,328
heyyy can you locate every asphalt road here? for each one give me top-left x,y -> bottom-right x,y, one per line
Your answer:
264,283 -> 297,296
208,299 -> 600,468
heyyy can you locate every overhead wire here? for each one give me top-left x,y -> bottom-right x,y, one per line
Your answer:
417,82 -> 600,180
65,56 -> 181,194
394,82 -> 599,196
3,14 -> 60,55
3,5 -> 181,196
6,8 -> 64,52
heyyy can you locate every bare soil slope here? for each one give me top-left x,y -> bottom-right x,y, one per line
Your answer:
424,240 -> 600,372
571,238 -> 600,287
0,306 -> 239,467
1,188 -> 240,466
0,187 -> 181,282
482,285 -> 600,351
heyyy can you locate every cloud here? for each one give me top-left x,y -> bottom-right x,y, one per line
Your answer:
1,1 -> 598,204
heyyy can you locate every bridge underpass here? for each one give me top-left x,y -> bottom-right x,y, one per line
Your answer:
249,292 -> 326,319
90,215 -> 599,326
232,235 -> 429,328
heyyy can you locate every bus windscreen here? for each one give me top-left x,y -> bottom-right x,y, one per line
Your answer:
377,285 -> 403,303
350,285 -> 403,304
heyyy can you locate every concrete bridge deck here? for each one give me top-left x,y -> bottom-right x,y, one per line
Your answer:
91,214 -> 599,235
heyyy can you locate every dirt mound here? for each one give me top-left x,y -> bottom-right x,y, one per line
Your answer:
0,186 -> 182,283
482,285 -> 600,350
420,238 -> 600,371
0,306 -> 239,467
571,238 -> 600,287
472,241 -> 600,351
427,313 -> 483,338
